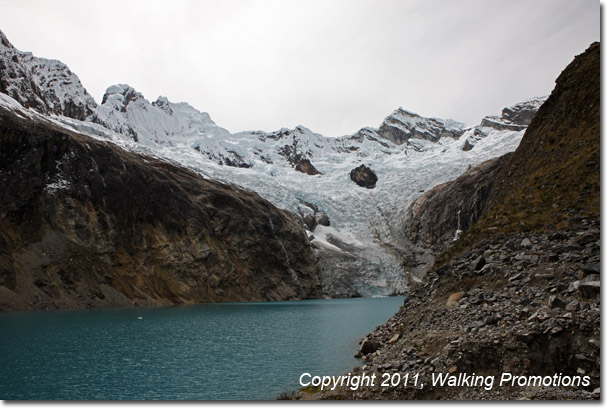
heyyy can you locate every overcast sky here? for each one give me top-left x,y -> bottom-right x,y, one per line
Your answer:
0,0 -> 600,136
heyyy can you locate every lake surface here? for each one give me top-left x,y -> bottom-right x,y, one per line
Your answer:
0,297 -> 403,400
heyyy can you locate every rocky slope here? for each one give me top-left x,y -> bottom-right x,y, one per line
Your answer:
476,43 -> 600,237
0,96 -> 320,311
405,42 -> 600,264
307,42 -> 600,400
304,223 -> 600,400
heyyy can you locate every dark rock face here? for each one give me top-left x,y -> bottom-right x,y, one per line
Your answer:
303,214 -> 317,231
315,211 -> 330,227
405,155 -> 509,253
298,199 -> 330,232
0,106 -> 321,311
295,158 -> 321,175
350,165 -> 378,189
461,139 -> 474,151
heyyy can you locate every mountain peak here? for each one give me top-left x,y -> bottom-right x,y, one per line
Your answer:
100,83 -> 145,110
479,96 -> 547,132
0,30 -> 97,120
376,107 -> 466,145
0,29 -> 14,49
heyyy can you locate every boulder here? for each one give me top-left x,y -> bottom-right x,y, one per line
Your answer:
549,295 -> 565,309
462,139 -> 474,151
578,281 -> 601,300
356,339 -> 380,357
447,291 -> 465,306
473,256 -> 486,271
315,211 -> 330,227
350,165 -> 378,189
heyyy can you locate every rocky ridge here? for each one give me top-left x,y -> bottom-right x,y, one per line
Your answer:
479,97 -> 546,132
374,108 -> 466,145
0,30 -> 97,120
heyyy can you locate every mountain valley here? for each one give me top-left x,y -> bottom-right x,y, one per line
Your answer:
1,29 -> 547,302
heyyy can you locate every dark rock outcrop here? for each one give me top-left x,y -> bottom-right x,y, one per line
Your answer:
376,108 -> 465,144
405,155 -> 509,253
295,158 -> 321,175
461,139 -> 474,151
350,165 -> 378,189
479,97 -> 546,131
298,199 -> 330,231
315,211 -> 330,227
0,105 -> 321,311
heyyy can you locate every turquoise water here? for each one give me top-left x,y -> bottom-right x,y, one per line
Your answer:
0,297 -> 403,400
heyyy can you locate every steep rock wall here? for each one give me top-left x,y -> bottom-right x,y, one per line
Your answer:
0,107 -> 320,310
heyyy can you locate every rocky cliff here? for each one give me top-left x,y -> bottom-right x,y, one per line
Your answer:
404,155 -> 509,254
0,101 -> 321,311
402,94 -> 547,255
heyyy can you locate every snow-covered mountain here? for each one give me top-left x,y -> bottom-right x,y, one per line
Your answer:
0,29 -> 546,297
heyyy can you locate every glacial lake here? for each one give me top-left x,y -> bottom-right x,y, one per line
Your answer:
0,297 -> 403,400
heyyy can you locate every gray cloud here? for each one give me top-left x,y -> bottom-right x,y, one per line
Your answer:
0,0 -> 600,135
